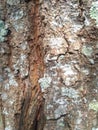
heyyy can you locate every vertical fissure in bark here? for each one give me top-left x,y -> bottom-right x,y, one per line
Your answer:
17,1 -> 45,130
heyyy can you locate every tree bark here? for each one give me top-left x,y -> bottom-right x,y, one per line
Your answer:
0,0 -> 45,130
39,0 -> 98,130
0,0 -> 98,130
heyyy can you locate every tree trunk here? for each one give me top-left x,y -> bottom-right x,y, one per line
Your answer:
0,0 -> 45,130
0,0 -> 98,130
39,0 -> 98,130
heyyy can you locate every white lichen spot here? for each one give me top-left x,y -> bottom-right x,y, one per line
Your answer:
55,98 -> 67,105
4,83 -> 10,90
64,77 -> 73,86
19,53 -> 29,78
54,104 -> 67,119
20,53 -> 27,61
85,17 -> 90,26
9,79 -> 18,87
76,118 -> 82,125
9,99 -> 15,105
49,37 -> 66,47
11,9 -> 24,20
7,0 -> 20,5
12,21 -> 27,32
89,101 -> 98,112
38,76 -> 52,92
57,119 -> 65,127
13,51 -> 29,79
73,24 -> 83,32
90,1 -> 98,26
1,93 -> 8,100
5,68 -> 18,87
8,74 -> 18,87
51,20 -> 59,27
59,64 -> 78,86
47,104 -> 53,109
20,66 -> 28,78
20,41 -> 28,50
89,58 -> 94,64
82,45 -> 93,57
3,108 -> 9,115
60,64 -> 77,75
61,87 -> 79,99
5,125 -> 12,130
81,68 -> 90,75
63,65 -> 75,75
69,37 -> 76,44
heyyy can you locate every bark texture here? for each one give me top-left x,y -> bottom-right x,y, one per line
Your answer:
0,0 -> 45,130
0,0 -> 98,130
39,0 -> 98,130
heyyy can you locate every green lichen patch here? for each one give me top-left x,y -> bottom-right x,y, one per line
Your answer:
61,87 -> 79,99
81,45 -> 93,57
0,36 -> 5,42
90,1 -> 98,26
0,28 -> 8,36
0,20 -> 8,42
89,101 -> 98,112
7,0 -> 20,5
0,20 -> 5,28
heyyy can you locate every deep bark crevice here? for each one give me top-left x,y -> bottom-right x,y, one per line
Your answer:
17,1 -> 46,130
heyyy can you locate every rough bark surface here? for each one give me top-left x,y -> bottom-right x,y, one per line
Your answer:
39,0 -> 98,130
0,0 -> 98,130
0,0 -> 45,130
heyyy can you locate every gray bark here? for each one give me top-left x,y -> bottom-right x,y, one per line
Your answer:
39,0 -> 98,130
